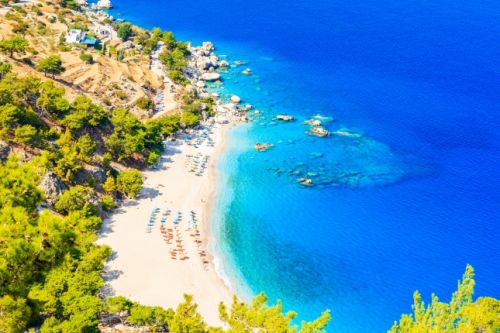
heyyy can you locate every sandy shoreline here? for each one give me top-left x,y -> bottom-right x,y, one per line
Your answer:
97,121 -> 235,326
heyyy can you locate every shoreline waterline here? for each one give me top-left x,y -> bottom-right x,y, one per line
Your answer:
208,124 -> 255,303
203,122 -> 246,300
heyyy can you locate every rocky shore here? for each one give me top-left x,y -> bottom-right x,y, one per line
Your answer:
184,41 -> 248,124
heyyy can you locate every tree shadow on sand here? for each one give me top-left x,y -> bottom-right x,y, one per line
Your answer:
140,186 -> 161,199
99,252 -> 123,297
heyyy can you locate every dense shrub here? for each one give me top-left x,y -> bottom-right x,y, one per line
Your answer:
117,169 -> 143,198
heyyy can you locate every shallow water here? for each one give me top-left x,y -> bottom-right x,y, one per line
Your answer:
106,0 -> 500,331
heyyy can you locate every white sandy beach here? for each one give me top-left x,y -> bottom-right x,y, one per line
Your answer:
98,121 -> 234,326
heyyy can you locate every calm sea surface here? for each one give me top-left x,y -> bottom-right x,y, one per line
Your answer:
106,0 -> 500,331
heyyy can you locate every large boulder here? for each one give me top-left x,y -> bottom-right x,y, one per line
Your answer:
201,72 -> 221,81
197,57 -> 218,71
202,41 -> 214,52
276,114 -> 295,122
230,95 -> 241,104
197,58 -> 210,71
40,172 -> 66,206
0,141 -> 11,163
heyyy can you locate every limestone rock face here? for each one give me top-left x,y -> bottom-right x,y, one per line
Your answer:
116,40 -> 133,51
76,164 -> 106,187
0,141 -> 11,162
197,57 -> 217,71
99,323 -> 152,333
40,172 -> 66,206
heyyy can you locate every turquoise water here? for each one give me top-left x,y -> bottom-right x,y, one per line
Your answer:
105,0 -> 500,331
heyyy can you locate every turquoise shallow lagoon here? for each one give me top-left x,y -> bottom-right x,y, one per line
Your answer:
105,0 -> 500,331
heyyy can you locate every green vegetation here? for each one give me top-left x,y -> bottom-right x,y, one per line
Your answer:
79,52 -> 94,64
390,265 -> 499,333
0,35 -> 28,58
0,65 -> 193,179
0,61 -> 12,79
117,22 -> 133,41
36,55 -> 65,78
103,176 -> 117,194
0,295 -> 31,333
60,0 -> 82,10
168,69 -> 189,85
117,169 -> 143,198
12,21 -> 30,36
217,293 -> 331,333
14,124 -> 39,145
156,30 -> 190,85
135,96 -> 154,111
0,157 -> 110,332
104,293 -> 331,333
63,96 -> 106,133
55,185 -> 97,214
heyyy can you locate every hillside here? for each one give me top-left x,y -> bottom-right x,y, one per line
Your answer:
0,0 -> 178,120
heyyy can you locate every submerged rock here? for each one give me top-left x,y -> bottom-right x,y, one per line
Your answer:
304,119 -> 322,127
332,128 -> 362,138
312,113 -> 335,123
298,177 -> 313,186
254,142 -> 273,152
310,152 -> 324,159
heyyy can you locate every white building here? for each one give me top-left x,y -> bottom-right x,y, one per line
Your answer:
65,29 -> 85,44
93,25 -> 112,36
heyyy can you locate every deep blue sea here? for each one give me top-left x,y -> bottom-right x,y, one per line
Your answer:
105,0 -> 500,331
